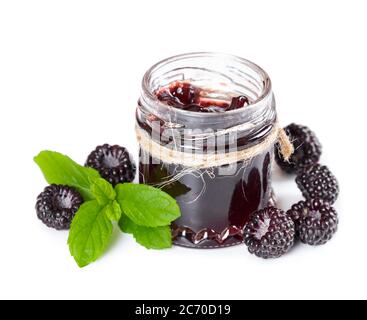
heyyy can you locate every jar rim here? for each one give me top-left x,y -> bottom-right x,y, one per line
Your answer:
142,52 -> 272,119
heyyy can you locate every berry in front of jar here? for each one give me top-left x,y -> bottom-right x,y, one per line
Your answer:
296,164 -> 339,204
243,206 -> 295,259
36,185 -> 83,230
275,123 -> 322,174
287,198 -> 338,246
86,144 -> 136,186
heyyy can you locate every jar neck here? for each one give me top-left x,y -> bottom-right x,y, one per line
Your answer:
138,53 -> 277,146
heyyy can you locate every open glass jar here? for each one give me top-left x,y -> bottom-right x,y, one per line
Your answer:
136,53 -> 278,248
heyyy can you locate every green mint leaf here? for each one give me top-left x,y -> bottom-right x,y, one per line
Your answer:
68,200 -> 113,268
91,178 -> 116,206
34,151 -> 100,201
115,183 -> 181,227
119,215 -> 172,249
103,200 -> 122,222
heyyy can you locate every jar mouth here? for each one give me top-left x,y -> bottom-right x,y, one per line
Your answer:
142,52 -> 272,119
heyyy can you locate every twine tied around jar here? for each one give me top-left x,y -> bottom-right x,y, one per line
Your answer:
136,123 -> 294,169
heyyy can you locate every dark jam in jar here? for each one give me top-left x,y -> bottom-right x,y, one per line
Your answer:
137,53 -> 277,248
156,81 -> 251,113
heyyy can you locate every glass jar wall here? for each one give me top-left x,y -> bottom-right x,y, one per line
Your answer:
136,53 -> 277,248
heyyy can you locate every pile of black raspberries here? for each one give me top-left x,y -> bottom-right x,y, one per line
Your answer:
36,145 -> 136,230
244,123 -> 339,259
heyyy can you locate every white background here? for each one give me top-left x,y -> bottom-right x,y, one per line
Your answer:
0,0 -> 366,300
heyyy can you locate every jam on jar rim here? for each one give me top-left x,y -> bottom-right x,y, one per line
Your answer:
137,52 -> 277,153
140,52 -> 272,119
155,80 -> 252,113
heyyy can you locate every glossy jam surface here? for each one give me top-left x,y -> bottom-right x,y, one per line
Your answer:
156,81 -> 251,113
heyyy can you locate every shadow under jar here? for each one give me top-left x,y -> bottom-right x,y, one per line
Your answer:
136,53 -> 277,248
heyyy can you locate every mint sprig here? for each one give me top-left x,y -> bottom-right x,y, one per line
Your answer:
115,183 -> 181,227
103,200 -> 122,222
34,151 -> 100,201
91,178 -> 116,206
35,150 -> 181,268
119,215 -> 172,250
68,200 -> 113,268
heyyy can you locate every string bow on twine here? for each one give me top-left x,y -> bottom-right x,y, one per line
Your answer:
136,123 -> 294,169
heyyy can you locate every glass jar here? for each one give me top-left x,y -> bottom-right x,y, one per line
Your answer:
136,53 -> 277,248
